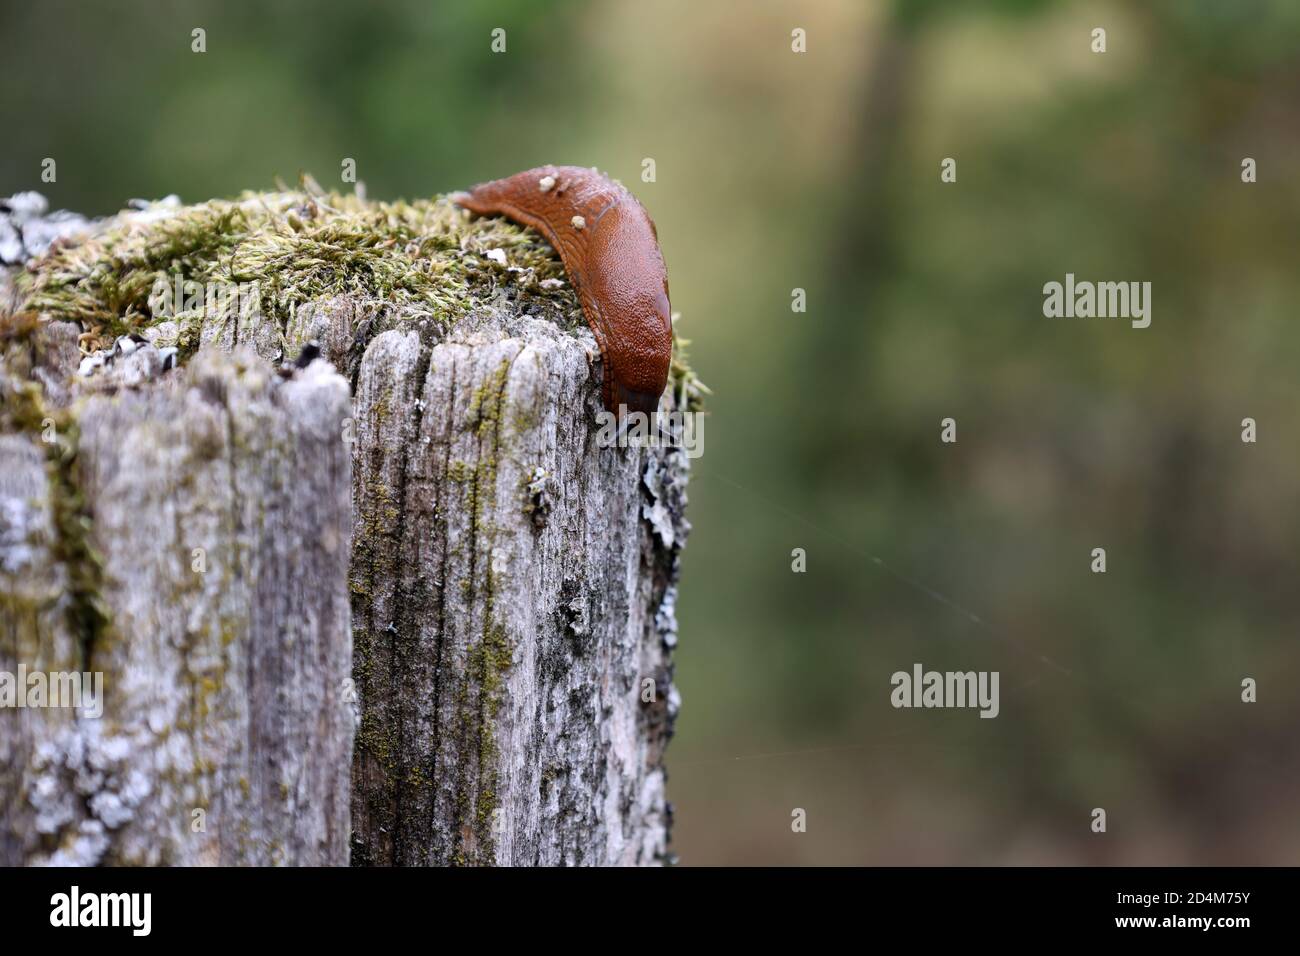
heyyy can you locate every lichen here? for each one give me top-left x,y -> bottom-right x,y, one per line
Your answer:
0,319 -> 113,670
7,180 -> 704,866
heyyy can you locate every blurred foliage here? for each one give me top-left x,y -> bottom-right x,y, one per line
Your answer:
4,0 -> 1298,864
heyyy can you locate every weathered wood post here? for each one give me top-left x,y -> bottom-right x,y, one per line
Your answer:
0,325 -> 354,866
0,188 -> 694,865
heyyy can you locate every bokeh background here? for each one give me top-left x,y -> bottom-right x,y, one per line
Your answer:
4,0 -> 1298,864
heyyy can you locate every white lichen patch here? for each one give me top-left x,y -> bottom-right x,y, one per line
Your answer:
641,448 -> 691,551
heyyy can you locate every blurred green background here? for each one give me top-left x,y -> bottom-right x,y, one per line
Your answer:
4,0 -> 1298,864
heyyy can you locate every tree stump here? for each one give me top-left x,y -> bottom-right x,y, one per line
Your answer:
0,188 -> 694,866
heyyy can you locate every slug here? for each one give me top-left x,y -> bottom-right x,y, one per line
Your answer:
452,165 -> 672,415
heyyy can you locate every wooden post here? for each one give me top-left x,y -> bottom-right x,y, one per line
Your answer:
0,190 -> 689,865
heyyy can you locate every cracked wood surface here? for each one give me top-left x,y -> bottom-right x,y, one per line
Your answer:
346,309 -> 686,866
0,329 -> 353,865
0,204 -> 688,866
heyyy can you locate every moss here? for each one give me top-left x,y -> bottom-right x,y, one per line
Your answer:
14,179 -> 704,410
351,477 -> 397,590
0,332 -> 114,670
371,386 -> 392,426
510,404 -> 539,437
9,179 -> 704,865
355,710 -> 397,773
469,617 -> 514,843
17,180 -> 571,357
457,357 -> 518,858
436,351 -> 520,862
446,459 -> 475,483
668,323 -> 709,414
467,358 -> 511,435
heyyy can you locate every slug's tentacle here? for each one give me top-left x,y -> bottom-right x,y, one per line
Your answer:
453,165 -> 672,415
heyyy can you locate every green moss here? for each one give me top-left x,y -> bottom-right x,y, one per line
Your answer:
194,674 -> 223,720
0,330 -> 114,670
510,403 -> 539,436
8,178 -> 704,865
668,325 -> 709,414
14,177 -> 703,411
371,386 -> 392,426
446,459 -> 475,483
355,710 -> 397,773
467,360 -> 509,430
460,358 -> 518,858
17,180 -> 570,356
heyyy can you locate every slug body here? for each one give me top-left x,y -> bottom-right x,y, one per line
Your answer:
454,165 -> 672,415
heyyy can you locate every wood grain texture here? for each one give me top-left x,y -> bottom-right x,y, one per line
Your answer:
345,305 -> 687,865
1,337 -> 354,865
1,192 -> 689,866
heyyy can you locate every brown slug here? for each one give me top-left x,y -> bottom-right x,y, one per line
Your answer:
453,165 -> 672,415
